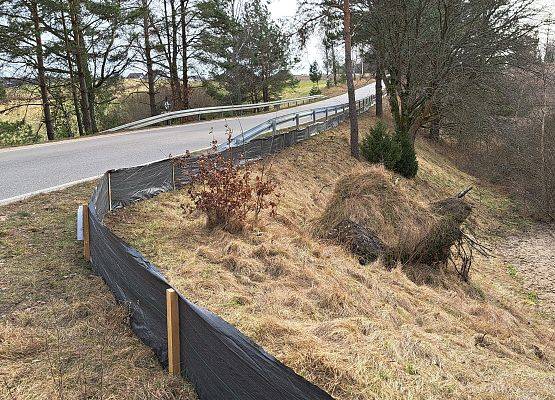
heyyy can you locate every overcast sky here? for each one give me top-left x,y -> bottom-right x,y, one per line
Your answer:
269,0 -> 324,74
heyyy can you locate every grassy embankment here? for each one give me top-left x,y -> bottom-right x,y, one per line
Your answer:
1,106 -> 553,399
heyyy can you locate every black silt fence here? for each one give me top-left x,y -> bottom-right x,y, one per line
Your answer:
85,100 -> 373,399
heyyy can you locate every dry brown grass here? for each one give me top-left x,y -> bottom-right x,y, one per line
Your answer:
0,184 -> 196,399
105,109 -> 555,399
313,168 -> 436,259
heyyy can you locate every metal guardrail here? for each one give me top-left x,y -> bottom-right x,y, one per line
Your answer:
104,95 -> 325,133
228,95 -> 375,147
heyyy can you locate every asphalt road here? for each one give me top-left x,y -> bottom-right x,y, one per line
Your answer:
0,83 -> 375,204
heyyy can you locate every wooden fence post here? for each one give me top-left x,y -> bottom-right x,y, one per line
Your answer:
166,288 -> 181,376
83,203 -> 90,261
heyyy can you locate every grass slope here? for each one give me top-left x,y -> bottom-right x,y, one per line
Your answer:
0,183 -> 196,399
103,111 -> 554,399
1,109 -> 552,399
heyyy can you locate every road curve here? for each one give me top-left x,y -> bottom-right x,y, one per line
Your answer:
0,83 -> 375,204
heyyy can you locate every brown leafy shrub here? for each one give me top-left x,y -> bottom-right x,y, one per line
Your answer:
179,128 -> 279,232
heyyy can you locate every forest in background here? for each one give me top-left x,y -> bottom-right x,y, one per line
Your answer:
0,0 -> 355,143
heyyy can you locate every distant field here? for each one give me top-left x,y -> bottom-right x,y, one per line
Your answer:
0,88 -> 45,140
0,77 -> 370,146
281,78 -> 326,99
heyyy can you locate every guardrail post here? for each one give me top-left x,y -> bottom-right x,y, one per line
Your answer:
312,110 -> 316,123
295,114 -> 300,129
82,203 -> 90,262
272,119 -> 277,136
325,108 -> 328,120
166,288 -> 180,376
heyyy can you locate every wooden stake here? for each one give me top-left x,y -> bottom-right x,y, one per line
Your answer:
82,203 -> 90,261
166,288 -> 181,376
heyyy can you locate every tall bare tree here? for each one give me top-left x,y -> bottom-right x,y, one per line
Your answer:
342,0 -> 359,158
298,0 -> 360,158
364,0 -> 539,142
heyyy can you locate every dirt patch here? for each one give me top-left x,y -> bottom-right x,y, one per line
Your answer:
499,225 -> 555,315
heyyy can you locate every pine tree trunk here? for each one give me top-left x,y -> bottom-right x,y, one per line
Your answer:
262,84 -> 269,102
343,0 -> 359,159
163,0 -> 173,109
331,45 -> 338,85
30,0 -> 55,141
77,27 -> 97,133
170,0 -> 182,109
87,83 -> 98,133
61,10 -> 82,136
143,0 -> 157,116
69,0 -> 93,134
324,45 -> 330,83
180,0 -> 189,110
375,62 -> 383,118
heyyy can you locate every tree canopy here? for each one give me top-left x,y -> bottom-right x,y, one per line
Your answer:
197,0 -> 298,104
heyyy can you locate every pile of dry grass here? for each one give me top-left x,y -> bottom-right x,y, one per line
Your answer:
313,168 -> 436,261
106,110 -> 555,399
314,168 -> 474,273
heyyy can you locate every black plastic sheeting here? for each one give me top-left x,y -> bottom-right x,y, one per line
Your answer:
86,105 -> 371,399
110,158 -> 174,210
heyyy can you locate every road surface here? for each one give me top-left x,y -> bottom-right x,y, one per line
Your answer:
0,83 -> 375,204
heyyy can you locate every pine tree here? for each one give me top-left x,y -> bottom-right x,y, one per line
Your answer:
197,0 -> 297,104
309,61 -> 322,85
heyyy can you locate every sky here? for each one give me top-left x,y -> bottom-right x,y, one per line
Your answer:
269,0 -> 325,74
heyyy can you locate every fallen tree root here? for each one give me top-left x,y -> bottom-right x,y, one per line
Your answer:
326,219 -> 385,265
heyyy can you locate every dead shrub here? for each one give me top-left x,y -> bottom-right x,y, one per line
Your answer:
177,127 -> 279,232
